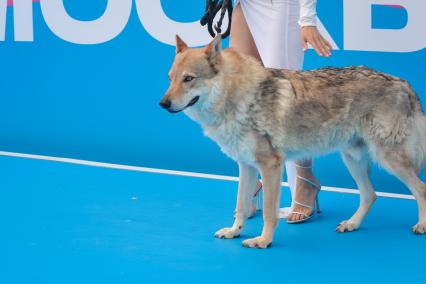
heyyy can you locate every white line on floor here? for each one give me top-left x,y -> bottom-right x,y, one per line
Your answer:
0,150 -> 415,200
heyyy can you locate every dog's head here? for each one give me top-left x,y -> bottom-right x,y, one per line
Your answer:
159,35 -> 223,113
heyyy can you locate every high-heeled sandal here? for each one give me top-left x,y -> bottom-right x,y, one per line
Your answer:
234,180 -> 263,219
287,164 -> 321,224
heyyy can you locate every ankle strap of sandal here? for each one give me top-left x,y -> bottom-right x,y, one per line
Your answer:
296,175 -> 321,191
295,163 -> 312,169
293,200 -> 313,210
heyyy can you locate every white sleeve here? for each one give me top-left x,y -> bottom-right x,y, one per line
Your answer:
299,0 -> 317,27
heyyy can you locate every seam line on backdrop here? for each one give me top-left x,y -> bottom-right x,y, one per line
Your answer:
0,150 -> 414,200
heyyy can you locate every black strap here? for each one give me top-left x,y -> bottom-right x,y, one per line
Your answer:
200,0 -> 233,39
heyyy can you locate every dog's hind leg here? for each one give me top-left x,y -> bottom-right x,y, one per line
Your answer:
242,154 -> 284,249
337,143 -> 377,233
377,147 -> 426,234
215,162 -> 258,239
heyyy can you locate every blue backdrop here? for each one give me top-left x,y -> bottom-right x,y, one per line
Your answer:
1,0 -> 425,194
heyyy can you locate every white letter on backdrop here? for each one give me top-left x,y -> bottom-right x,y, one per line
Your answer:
40,0 -> 132,44
344,0 -> 426,52
135,0 -> 213,47
0,0 -> 33,41
0,0 -> 6,41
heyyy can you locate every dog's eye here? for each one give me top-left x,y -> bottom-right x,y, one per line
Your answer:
183,75 -> 195,83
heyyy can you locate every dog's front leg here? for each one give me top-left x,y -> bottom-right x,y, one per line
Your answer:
243,155 -> 283,248
215,162 -> 258,239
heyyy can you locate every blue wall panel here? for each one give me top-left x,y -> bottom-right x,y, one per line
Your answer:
1,0 -> 425,194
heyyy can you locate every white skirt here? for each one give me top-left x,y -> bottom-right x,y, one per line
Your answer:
233,0 -> 304,70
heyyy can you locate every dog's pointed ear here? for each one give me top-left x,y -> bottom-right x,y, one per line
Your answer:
175,34 -> 188,54
205,35 -> 222,62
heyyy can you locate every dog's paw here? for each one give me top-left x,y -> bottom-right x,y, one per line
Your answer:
242,236 -> 271,249
336,220 -> 359,233
412,222 -> 426,234
214,227 -> 241,239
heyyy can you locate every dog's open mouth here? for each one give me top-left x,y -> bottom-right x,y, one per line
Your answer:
187,96 -> 200,107
168,96 -> 200,113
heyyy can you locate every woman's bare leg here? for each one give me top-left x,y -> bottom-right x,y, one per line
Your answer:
229,3 -> 262,217
230,4 -> 320,221
230,4 -> 261,61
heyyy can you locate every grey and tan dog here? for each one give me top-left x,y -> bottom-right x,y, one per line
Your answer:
160,35 -> 426,248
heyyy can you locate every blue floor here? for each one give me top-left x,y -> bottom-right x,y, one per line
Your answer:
0,155 -> 425,284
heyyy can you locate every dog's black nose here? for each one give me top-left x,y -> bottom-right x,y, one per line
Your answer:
159,98 -> 171,109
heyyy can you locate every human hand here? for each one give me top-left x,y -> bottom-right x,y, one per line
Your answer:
300,26 -> 332,57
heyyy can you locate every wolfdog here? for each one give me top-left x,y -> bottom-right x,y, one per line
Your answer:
159,35 -> 426,248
